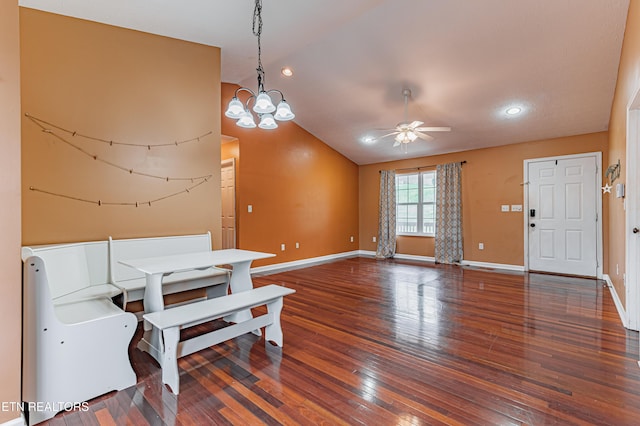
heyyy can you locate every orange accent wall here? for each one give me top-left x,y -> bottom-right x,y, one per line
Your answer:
221,83 -> 359,265
359,133 -> 608,267
20,9 -> 222,247
607,0 -> 640,307
0,1 -> 22,422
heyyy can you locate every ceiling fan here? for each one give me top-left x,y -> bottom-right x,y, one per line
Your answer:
373,89 -> 451,147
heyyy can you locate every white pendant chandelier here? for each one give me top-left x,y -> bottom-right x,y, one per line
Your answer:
225,0 -> 295,130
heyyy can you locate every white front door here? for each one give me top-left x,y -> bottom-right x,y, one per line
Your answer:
527,155 -> 598,277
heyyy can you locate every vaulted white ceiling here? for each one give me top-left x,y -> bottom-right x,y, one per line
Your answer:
19,0 -> 629,164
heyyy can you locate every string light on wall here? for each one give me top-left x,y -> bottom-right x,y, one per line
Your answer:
25,113 -> 214,206
224,0 -> 295,129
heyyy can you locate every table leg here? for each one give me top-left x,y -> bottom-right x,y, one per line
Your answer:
224,260 -> 261,335
137,273 -> 164,364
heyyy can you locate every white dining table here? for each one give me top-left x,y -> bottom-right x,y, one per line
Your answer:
118,249 -> 275,363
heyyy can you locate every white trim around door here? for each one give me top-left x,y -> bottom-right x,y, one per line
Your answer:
625,83 -> 640,331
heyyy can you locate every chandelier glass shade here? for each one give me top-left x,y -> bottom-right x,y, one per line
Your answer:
225,0 -> 295,130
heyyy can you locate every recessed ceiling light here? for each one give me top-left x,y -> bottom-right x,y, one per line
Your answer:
362,136 -> 376,144
281,67 -> 293,77
506,106 -> 522,115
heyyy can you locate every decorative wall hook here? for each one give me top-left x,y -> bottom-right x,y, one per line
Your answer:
605,159 -> 620,183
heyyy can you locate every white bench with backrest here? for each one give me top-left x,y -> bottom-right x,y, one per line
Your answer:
143,284 -> 295,395
22,241 -> 123,306
109,232 -> 230,310
21,242 -> 137,426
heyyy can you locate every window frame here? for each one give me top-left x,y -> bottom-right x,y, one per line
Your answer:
395,170 -> 437,237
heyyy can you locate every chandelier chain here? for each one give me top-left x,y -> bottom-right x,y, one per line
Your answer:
253,0 -> 264,89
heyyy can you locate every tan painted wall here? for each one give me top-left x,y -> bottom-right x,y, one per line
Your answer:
0,2 -> 23,422
221,83 -> 359,266
360,133 -> 608,267
20,9 -> 222,247
607,0 -> 640,307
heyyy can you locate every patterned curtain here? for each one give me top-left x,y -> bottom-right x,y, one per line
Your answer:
376,170 -> 396,259
435,162 -> 463,263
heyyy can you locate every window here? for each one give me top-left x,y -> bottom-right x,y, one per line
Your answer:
396,170 -> 436,236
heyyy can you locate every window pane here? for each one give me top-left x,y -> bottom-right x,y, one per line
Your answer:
422,203 -> 435,234
397,204 -> 418,233
396,174 -> 416,204
423,187 -> 435,203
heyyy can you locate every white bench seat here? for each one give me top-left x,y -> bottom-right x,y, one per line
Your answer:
54,297 -> 128,325
143,284 -> 295,395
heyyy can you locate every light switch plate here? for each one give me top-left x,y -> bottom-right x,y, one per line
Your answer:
501,205 -> 510,212
511,204 -> 523,212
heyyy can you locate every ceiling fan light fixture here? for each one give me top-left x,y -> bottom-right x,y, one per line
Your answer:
367,89 -> 451,148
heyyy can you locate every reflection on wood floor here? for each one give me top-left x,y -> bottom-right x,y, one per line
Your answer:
41,257 -> 640,425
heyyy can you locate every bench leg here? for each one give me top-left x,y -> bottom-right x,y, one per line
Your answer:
161,327 -> 181,395
264,297 -> 284,347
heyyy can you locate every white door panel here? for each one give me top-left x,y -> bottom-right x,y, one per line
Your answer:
221,160 -> 236,249
528,156 -> 597,277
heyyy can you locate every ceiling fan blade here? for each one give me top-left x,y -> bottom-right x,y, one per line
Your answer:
372,132 -> 400,141
415,126 -> 451,132
408,120 -> 424,129
414,131 -> 435,141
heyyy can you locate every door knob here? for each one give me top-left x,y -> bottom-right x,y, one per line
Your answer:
634,227 -> 639,234
530,223 -> 536,228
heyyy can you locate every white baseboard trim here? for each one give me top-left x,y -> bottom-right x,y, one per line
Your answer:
0,415 -> 25,426
358,250 -> 437,263
251,250 -> 361,275
603,274 -> 629,328
359,250 -> 523,272
461,260 -> 525,272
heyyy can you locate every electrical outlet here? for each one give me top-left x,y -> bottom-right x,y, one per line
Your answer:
372,236 -> 377,243
479,243 -> 484,250
248,204 -> 253,213
296,242 -> 300,249
281,244 -> 285,251
350,236 -> 354,242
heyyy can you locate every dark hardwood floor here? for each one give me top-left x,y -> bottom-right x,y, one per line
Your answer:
41,257 -> 640,425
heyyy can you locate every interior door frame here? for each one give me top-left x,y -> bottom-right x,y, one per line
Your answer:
523,152 -> 603,279
625,84 -> 640,331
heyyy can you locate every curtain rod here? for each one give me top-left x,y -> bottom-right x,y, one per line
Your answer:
380,160 -> 466,173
